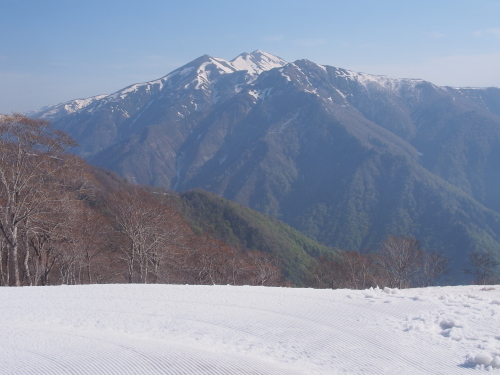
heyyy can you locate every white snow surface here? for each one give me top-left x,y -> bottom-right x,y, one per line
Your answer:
1,284 -> 500,374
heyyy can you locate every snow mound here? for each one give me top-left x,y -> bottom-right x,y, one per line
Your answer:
402,286 -> 500,370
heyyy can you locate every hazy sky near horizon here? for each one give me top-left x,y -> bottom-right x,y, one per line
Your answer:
1,0 -> 500,113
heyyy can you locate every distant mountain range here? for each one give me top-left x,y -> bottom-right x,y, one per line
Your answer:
30,51 -> 500,274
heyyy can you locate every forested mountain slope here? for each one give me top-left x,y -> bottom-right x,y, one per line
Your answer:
177,189 -> 336,283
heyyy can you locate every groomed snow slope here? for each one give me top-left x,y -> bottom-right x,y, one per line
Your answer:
1,284 -> 499,374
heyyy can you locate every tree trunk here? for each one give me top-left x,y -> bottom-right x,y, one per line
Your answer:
23,224 -> 32,286
9,226 -> 20,286
0,240 -> 6,286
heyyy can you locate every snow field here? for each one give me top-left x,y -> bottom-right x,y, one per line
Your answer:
402,286 -> 500,370
0,284 -> 499,374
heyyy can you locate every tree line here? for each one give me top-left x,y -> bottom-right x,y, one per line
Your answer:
307,235 -> 500,289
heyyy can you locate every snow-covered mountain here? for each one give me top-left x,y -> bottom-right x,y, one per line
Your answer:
29,51 -> 500,274
33,50 -> 286,121
30,51 -> 286,160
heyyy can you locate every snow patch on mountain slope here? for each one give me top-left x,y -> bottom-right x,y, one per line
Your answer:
318,64 -> 328,73
195,61 -> 212,90
304,88 -> 319,95
129,100 -> 154,126
278,67 -> 292,82
450,86 -> 484,90
333,88 -> 345,99
211,57 -> 238,74
34,94 -> 108,119
106,77 -> 167,102
278,110 -> 299,133
333,68 -> 426,93
62,95 -> 108,113
194,58 -> 238,90
117,66 -> 196,97
248,87 -> 273,102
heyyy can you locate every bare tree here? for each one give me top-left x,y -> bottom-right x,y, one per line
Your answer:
307,252 -> 379,290
307,256 -> 341,289
0,114 -> 78,286
227,251 -> 254,286
419,251 -> 449,287
180,236 -> 231,285
247,251 -> 283,286
67,208 -> 113,284
147,204 -> 190,283
26,210 -> 65,286
51,200 -> 116,285
464,250 -> 500,285
377,236 -> 424,289
340,251 -> 379,289
106,187 -> 189,283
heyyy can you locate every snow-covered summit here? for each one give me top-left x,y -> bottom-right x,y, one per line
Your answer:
230,50 -> 287,77
184,51 -> 287,89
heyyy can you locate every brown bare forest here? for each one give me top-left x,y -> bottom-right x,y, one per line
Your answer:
0,115 -> 285,287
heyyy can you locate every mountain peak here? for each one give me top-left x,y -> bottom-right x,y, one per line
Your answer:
230,50 -> 287,77
248,50 -> 280,58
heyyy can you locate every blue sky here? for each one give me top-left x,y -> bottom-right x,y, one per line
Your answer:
1,0 -> 500,113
